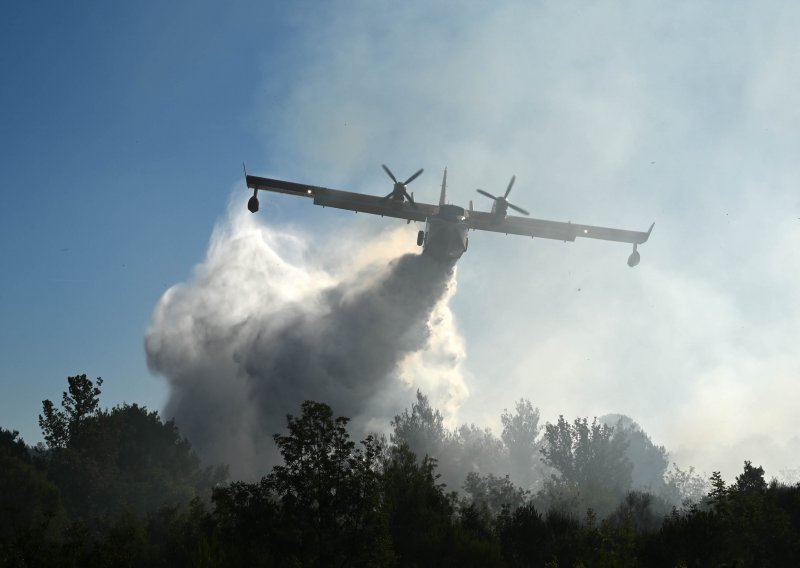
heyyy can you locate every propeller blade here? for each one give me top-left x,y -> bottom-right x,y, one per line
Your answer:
507,202 -> 530,216
403,189 -> 417,207
383,191 -> 395,199
476,189 -> 498,200
504,175 -> 516,198
404,168 -> 424,185
382,164 -> 398,183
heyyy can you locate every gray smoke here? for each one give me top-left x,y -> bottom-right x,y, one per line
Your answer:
145,205 -> 468,479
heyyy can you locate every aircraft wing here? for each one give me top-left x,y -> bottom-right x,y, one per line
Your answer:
246,175 -> 438,223
467,210 -> 654,245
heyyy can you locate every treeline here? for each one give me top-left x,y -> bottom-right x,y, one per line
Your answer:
2,375 -> 799,566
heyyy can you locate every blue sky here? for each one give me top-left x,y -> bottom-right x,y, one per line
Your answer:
0,1 -> 289,434
2,1 -> 799,481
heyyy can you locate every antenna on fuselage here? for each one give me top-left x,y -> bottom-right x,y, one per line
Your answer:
439,168 -> 447,206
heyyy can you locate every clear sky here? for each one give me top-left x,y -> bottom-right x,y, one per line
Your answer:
1,1 -> 291,431
2,1 -> 799,481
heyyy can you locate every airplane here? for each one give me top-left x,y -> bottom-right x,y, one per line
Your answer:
244,165 -> 654,267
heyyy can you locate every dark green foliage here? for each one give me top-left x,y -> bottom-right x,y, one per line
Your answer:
0,428 -> 31,463
709,470 -> 729,506
38,376 -> 227,523
5,380 -> 800,566
39,375 -> 104,450
42,403 -> 226,522
2,374 -> 224,566
265,400 -> 392,566
495,505 -> 587,567
383,443 -> 455,564
496,502 -> 548,566
642,462 -> 800,567
0,430 -> 67,566
736,459 -> 767,493
211,481 -> 278,566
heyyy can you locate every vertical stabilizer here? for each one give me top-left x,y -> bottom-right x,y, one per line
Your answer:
439,168 -> 447,206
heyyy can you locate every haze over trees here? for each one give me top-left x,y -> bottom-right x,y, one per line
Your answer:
2,375 -> 799,566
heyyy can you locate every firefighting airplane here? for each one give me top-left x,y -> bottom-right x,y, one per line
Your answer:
245,165 -> 654,266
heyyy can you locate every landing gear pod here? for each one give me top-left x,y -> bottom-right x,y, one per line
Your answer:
627,244 -> 640,267
247,194 -> 259,213
244,163 -> 259,213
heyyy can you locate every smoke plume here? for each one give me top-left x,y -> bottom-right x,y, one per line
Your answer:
145,204 -> 468,479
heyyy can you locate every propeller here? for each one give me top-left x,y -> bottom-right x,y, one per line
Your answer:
382,164 -> 423,207
476,175 -> 529,216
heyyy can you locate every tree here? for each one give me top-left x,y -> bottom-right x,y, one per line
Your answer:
211,480 -> 280,566
391,390 -> 450,461
0,430 -> 66,565
540,415 -> 632,517
663,463 -> 708,505
38,376 -> 225,522
452,423 -> 506,476
462,472 -> 528,522
382,443 -> 456,565
497,502 -> 548,567
708,471 -> 728,507
0,428 -> 30,463
606,490 -> 667,535
501,399 -> 547,490
602,415 -> 669,495
735,460 -> 767,493
38,374 -> 103,449
267,401 -> 392,566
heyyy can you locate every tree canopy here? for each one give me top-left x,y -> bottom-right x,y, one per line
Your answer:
3,377 -> 800,566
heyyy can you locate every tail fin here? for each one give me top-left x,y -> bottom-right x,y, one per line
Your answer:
439,168 -> 447,206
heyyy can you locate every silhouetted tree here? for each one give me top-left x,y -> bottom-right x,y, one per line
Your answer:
497,502 -> 548,567
266,400 -> 392,566
0,428 -> 30,463
211,479 -> 279,565
39,375 -> 103,450
735,460 -> 767,493
8,378 -> 800,565
708,470 -> 728,508
0,429 -> 66,566
642,461 -> 800,566
382,443 -> 456,565
38,376 -> 225,523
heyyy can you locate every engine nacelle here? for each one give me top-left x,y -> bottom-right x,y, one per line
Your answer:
247,195 -> 260,213
627,250 -> 640,267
